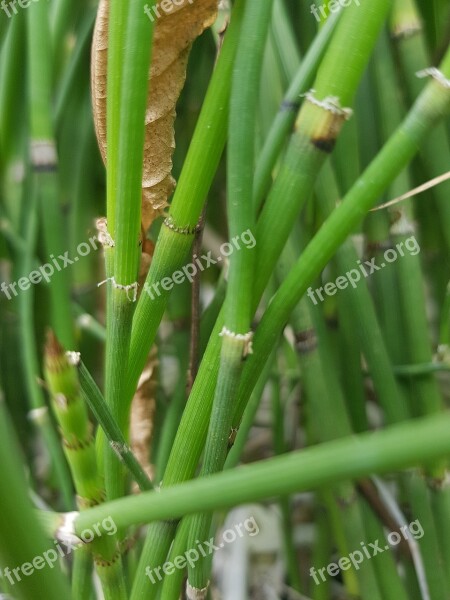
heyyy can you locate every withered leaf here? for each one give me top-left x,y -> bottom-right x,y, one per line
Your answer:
91,0 -> 218,232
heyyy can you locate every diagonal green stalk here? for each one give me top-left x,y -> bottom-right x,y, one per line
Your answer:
125,0 -> 246,417
78,360 -> 153,492
233,49 -> 450,443
73,411 -> 450,533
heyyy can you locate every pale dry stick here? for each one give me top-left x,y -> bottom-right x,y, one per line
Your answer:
371,476 -> 430,600
370,170 -> 450,211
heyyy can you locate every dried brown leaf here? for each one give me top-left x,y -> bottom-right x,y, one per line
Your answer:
91,0 -> 218,232
130,346 -> 158,485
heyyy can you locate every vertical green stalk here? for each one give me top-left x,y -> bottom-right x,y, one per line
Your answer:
271,378 -> 303,593
0,394 -> 71,600
19,185 -> 73,510
104,0 -> 156,501
27,0 -> 75,349
186,1 -> 272,594
278,236 -> 384,599
391,0 -> 450,254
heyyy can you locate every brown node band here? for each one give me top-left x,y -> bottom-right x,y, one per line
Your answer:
294,329 -> 317,354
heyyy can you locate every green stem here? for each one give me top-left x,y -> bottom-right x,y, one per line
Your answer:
74,411 -> 450,534
186,0 -> 272,592
27,0 -> 75,349
78,360 -> 153,492
0,395 -> 71,599
104,0 -> 156,501
44,332 -> 127,600
233,49 -> 450,436
19,185 -> 73,509
253,9 -> 341,209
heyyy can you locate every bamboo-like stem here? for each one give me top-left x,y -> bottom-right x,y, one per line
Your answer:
44,332 -> 127,600
73,411 -> 450,534
125,0 -> 246,421
185,0 -> 272,593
